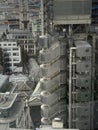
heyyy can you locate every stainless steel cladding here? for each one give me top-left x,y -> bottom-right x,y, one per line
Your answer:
40,59 -> 66,77
76,61 -> 91,73
39,39 -> 67,125
53,0 -> 92,25
76,76 -> 91,88
39,41 -> 66,64
69,41 -> 92,129
41,101 -> 66,119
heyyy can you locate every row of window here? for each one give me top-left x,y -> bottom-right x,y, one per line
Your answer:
5,63 -> 20,67
3,48 -> 19,51
0,43 -> 16,46
0,44 -> 35,49
14,35 -> 32,39
4,52 -> 19,56
5,58 -> 20,62
24,45 -> 34,48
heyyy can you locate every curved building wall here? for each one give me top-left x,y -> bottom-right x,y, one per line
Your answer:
39,41 -> 66,64
39,39 -> 67,126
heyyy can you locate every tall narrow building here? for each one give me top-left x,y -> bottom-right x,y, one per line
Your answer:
19,0 -> 29,29
39,36 -> 67,126
32,0 -> 93,129
69,41 -> 92,129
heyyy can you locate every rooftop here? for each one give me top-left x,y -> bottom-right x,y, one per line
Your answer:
9,74 -> 29,82
0,92 -> 17,109
74,40 -> 91,48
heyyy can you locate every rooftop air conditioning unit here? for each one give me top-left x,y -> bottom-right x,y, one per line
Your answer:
52,118 -> 63,128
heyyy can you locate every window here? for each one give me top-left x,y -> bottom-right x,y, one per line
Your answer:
13,58 -> 19,61
7,48 -> 11,51
3,48 -> 7,51
85,80 -> 88,83
13,63 -> 19,66
6,63 -> 12,66
85,64 -> 89,68
85,48 -> 89,52
13,48 -> 18,51
29,45 -> 33,48
13,53 -> 19,56
8,52 -> 11,56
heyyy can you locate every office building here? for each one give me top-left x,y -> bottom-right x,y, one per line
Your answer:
37,0 -> 93,130
0,41 -> 21,72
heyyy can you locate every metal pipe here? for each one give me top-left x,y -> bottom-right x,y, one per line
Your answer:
69,47 -> 76,128
41,0 -> 44,35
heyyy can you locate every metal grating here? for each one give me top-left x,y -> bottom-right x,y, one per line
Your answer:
53,0 -> 92,24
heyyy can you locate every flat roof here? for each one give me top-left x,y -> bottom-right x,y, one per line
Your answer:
9,74 -> 28,82
74,40 -> 91,48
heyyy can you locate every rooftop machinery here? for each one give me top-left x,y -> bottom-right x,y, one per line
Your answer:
41,0 -> 92,35
53,0 -> 91,25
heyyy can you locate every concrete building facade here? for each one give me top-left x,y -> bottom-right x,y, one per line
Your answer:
0,41 -> 21,72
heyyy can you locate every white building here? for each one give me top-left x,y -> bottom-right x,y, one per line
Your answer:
6,29 -> 37,56
0,41 -> 22,72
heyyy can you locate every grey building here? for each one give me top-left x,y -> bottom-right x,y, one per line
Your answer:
37,0 -> 93,130
68,41 -> 92,129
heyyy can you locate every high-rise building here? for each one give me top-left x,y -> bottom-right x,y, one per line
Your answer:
37,35 -> 93,130
36,0 -> 93,130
